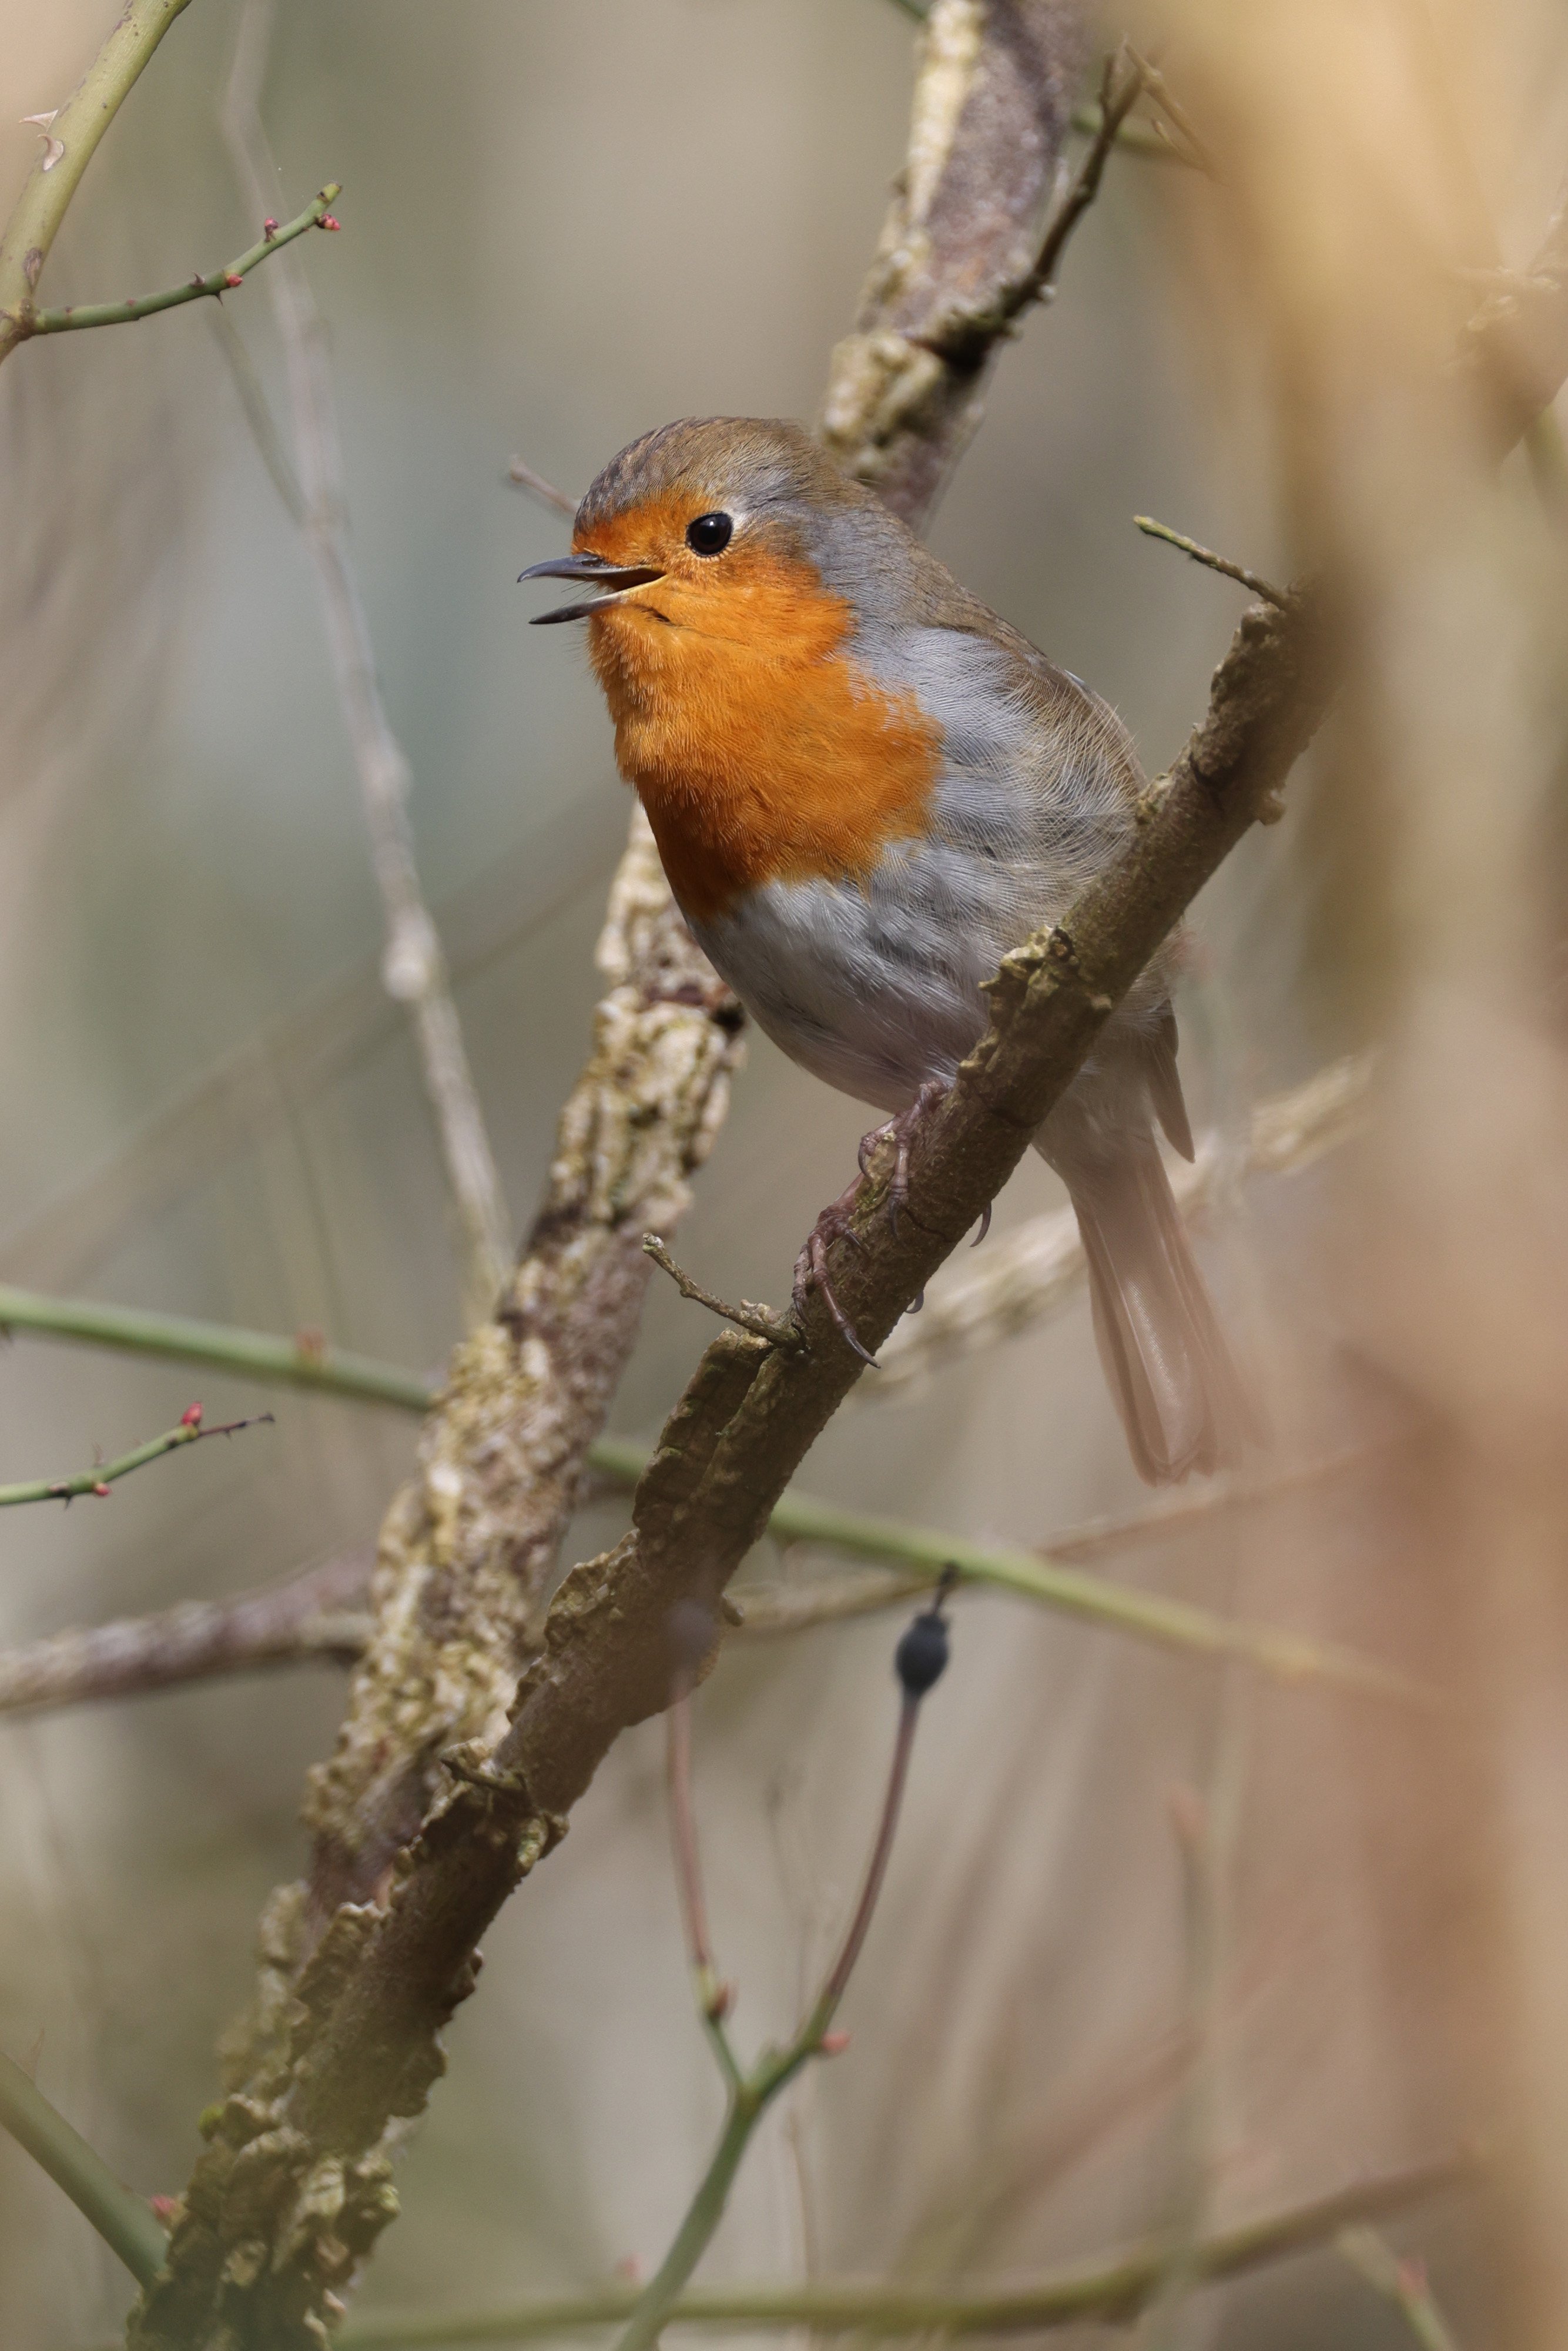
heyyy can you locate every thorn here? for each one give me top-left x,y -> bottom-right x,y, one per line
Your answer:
20,110 -> 58,129
92,1482 -> 110,1498
971,1200 -> 993,1247
224,272 -> 243,289
188,274 -> 205,292
820,2030 -> 851,2056
180,1403 -> 203,1429
39,136 -> 65,172
262,216 -> 277,240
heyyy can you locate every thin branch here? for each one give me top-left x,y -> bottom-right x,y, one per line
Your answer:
1135,515 -> 1289,608
1339,2227 -> 1465,2351
0,1287 -> 1414,1701
1011,50 -> 1148,321
643,1234 -> 806,1352
0,1407 -> 271,1509
616,1600 -> 951,2351
27,186 -> 340,335
0,0 -> 196,369
0,1547 -> 370,1719
664,1683 -> 737,2074
333,2153 -> 1478,2346
1071,102 -> 1204,165
0,1281 -> 433,1412
0,2047 -> 167,2286
868,1054 -> 1372,1395
222,0 -> 511,1325
505,456 -> 577,515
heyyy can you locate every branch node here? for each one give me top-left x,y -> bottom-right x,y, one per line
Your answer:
642,1233 -> 806,1352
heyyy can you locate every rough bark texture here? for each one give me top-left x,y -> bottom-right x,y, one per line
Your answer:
301,815 -> 743,1915
821,0 -> 1091,523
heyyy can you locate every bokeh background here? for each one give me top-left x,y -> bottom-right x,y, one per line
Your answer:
3,1 -> 1567,2344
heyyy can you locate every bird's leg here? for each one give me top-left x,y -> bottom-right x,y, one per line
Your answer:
859,1079 -> 949,1238
791,1172 -> 876,1367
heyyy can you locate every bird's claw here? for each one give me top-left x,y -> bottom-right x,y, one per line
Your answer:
857,1079 -> 948,1239
792,1178 -> 878,1367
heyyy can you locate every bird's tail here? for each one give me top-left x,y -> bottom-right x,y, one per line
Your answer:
1064,1140 -> 1255,1486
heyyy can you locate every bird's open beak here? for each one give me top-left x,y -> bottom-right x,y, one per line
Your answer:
518,550 -> 665,625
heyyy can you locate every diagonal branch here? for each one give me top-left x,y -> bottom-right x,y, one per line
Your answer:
0,1408 -> 270,1508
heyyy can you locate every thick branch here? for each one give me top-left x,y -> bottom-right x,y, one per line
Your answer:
821,0 -> 1094,523
0,0 -> 196,367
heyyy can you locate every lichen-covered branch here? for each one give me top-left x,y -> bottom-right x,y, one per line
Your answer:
821,0 -> 1093,521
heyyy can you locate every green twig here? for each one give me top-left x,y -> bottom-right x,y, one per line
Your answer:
27,186 -> 340,337
0,0 -> 196,367
334,2152 -> 1477,2347
0,1286 -> 1427,1697
0,1283 -> 431,1413
0,1408 -> 271,1508
0,2047 -> 167,2286
1339,2226 -> 1465,2351
1135,517 -> 1289,608
620,1601 -> 947,2351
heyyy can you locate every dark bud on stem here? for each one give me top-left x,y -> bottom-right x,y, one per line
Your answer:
894,1568 -> 957,1699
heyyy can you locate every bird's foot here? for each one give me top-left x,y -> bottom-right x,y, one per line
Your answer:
791,1174 -> 876,1368
856,1080 -> 949,1237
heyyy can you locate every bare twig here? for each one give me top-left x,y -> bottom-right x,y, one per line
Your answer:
643,1234 -> 805,1351
505,456 -> 577,515
868,1054 -> 1372,1395
1017,49 -> 1148,317
222,0 -> 511,1324
331,2152 -> 1478,2345
0,1406 -> 271,1509
0,1548 -> 370,1719
0,0 -> 197,369
26,186 -> 340,336
1135,515 -> 1289,608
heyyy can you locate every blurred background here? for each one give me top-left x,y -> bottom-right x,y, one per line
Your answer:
2,0 -> 1566,2343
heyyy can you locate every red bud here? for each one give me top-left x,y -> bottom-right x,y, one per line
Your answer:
224,272 -> 243,289
820,2031 -> 851,2056
180,1403 -> 203,1429
262,217 -> 277,239
320,215 -> 341,232
93,1482 -> 111,1498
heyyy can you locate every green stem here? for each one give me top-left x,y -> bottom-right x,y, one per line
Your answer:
0,2047 -> 166,2286
0,1287 -> 1426,1699
614,2094 -> 761,2351
337,2152 -> 1476,2347
0,1411 -> 269,1508
0,0 -> 197,367
1339,2225 -> 1465,2351
28,185 -> 340,336
0,1283 -> 431,1413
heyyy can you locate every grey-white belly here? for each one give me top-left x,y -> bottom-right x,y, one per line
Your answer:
688,843 -> 1042,1116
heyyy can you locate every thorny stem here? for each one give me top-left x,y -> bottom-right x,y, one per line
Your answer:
0,1409 -> 271,1509
0,2047 -> 167,2286
624,1653 -> 941,2351
334,2151 -> 1479,2347
0,0 -> 196,369
0,1282 -> 1421,1697
26,187 -> 340,334
222,0 -> 512,1325
1134,516 -> 1289,609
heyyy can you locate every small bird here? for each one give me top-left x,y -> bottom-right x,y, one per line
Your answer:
522,417 -> 1250,1483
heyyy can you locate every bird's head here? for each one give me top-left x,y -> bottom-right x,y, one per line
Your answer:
520,417 -> 916,676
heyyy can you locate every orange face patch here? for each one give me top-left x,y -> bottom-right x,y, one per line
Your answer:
574,498 -> 941,925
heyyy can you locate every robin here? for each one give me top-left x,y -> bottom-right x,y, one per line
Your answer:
522,417 -> 1251,1483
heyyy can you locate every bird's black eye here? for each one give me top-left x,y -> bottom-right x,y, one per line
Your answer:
686,511 -> 733,557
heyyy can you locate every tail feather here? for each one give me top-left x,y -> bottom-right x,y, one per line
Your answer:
1066,1142 -> 1254,1486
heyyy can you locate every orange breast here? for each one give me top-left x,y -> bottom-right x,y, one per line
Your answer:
585,549 -> 942,926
